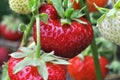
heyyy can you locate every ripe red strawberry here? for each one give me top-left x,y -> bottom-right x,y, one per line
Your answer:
0,47 -> 9,66
0,24 -> 23,41
86,0 -> 108,12
0,15 -> 23,41
70,0 -> 108,12
33,17 -> 93,58
8,51 -> 67,80
39,3 -> 59,19
67,55 -> 109,80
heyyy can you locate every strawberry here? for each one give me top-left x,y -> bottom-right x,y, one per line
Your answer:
33,2 -> 93,58
97,1 -> 120,46
67,55 -> 109,80
86,0 -> 108,12
70,0 -> 108,12
8,47 -> 69,80
8,58 -> 66,80
9,0 -> 31,14
39,3 -> 59,19
0,47 -> 9,66
0,15 -> 23,41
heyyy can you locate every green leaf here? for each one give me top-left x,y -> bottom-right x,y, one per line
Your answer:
10,52 -> 26,58
13,57 -> 31,74
18,23 -> 26,32
39,13 -> 48,24
65,8 -> 74,18
51,0 -> 65,18
51,59 -> 70,65
61,19 -> 71,25
37,61 -> 48,80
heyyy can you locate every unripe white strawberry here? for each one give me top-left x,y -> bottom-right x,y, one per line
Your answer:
97,9 -> 120,46
9,0 -> 31,14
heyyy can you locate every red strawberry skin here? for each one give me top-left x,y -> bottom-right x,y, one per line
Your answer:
8,57 -> 66,80
39,4 -> 59,19
0,25 -> 23,41
0,47 -> 9,66
33,17 -> 93,58
67,56 -> 109,80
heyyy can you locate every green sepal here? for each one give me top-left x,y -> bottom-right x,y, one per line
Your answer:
106,9 -> 117,18
114,0 -> 120,9
63,0 -> 68,8
94,3 -> 109,13
51,59 -> 70,65
37,61 -> 48,80
72,18 -> 87,24
97,13 -> 106,25
39,13 -> 49,24
65,8 -> 74,18
77,54 -> 84,61
13,57 -> 32,74
71,10 -> 85,19
19,47 -> 35,54
61,19 -> 71,25
18,23 -> 26,32
10,52 -> 26,58
51,0 -> 65,18
67,0 -> 73,8
28,0 -> 35,12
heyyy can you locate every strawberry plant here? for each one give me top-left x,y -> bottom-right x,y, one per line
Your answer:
1,0 -> 117,80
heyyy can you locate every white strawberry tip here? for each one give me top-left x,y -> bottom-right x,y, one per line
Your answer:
10,46 -> 70,80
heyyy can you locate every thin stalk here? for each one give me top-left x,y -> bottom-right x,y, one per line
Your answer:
36,15 -> 41,58
20,16 -> 35,47
79,0 -> 103,80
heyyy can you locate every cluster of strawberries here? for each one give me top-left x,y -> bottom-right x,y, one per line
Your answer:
0,0 -> 111,80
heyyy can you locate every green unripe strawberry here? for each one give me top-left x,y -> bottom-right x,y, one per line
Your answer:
97,1 -> 120,46
9,0 -> 31,14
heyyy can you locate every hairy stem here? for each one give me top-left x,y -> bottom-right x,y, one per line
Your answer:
20,16 -> 35,47
79,0 -> 103,80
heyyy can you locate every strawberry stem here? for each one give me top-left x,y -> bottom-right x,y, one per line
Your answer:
34,0 -> 41,58
79,0 -> 103,80
20,16 -> 35,47
36,15 -> 41,58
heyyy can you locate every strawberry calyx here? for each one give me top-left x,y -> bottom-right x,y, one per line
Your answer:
50,0 -> 87,25
10,46 -> 70,80
96,0 -> 120,25
1,15 -> 23,32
